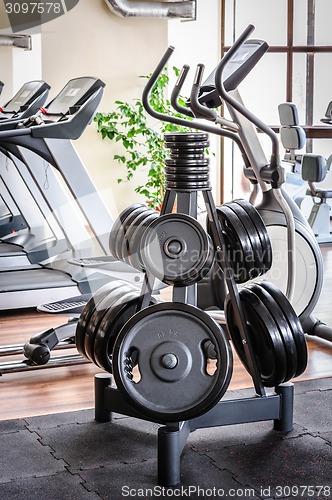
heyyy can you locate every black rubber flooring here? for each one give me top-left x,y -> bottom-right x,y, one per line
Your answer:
0,378 -> 331,500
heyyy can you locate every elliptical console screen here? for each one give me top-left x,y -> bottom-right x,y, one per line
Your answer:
199,39 -> 269,108
46,77 -> 104,115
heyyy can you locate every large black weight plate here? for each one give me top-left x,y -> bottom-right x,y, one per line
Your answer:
231,199 -> 272,273
225,286 -> 288,387
115,205 -> 148,261
93,293 -> 157,372
112,302 -> 233,422
120,207 -> 156,266
127,212 -> 159,271
140,213 -> 213,286
259,281 -> 307,376
247,283 -> 298,381
109,204 -> 144,259
75,280 -> 126,358
84,283 -> 136,363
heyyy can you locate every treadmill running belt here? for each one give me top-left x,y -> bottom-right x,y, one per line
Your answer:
0,268 -> 74,291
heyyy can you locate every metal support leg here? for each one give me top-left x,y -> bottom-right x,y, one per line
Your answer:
274,382 -> 294,432
94,373 -> 113,422
158,426 -> 182,486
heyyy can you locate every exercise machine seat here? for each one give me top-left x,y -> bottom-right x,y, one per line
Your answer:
302,154 -> 332,199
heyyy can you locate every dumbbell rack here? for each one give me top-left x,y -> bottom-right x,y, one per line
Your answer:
94,132 -> 294,486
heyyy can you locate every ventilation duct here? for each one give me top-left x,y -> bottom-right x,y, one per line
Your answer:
0,35 -> 31,50
104,0 -> 196,19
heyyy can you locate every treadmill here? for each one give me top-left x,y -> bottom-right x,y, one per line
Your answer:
0,76 -> 142,310
0,80 -> 51,237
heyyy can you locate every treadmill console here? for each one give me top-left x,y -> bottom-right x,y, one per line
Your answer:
0,81 -> 50,117
198,39 -> 269,109
46,77 -> 106,116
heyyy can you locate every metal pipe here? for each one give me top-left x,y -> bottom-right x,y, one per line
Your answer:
104,0 -> 196,19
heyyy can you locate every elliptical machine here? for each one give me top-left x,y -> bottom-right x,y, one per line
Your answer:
150,27 -> 331,344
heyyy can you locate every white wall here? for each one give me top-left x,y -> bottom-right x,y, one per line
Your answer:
40,0 -> 170,216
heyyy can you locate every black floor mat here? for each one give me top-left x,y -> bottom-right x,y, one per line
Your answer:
0,378 -> 331,499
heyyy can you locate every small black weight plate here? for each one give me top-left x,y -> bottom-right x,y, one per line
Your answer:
120,207 -> 155,264
166,181 -> 210,190
112,302 -> 233,422
84,283 -> 136,363
115,205 -> 148,261
140,213 -> 213,286
128,212 -> 159,270
259,281 -> 307,376
232,199 -> 273,272
247,283 -> 298,381
223,201 -> 271,277
166,147 -> 206,156
213,205 -> 256,283
164,132 -> 209,142
165,173 -> 209,181
225,287 -> 288,387
75,280 -> 126,358
165,166 -> 210,174
109,204 -> 144,259
165,158 -> 209,166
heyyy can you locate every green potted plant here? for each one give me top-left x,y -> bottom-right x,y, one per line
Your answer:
94,68 -> 192,210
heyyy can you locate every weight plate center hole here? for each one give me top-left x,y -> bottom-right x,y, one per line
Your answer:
164,237 -> 186,259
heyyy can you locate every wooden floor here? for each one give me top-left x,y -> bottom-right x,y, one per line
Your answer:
0,246 -> 331,422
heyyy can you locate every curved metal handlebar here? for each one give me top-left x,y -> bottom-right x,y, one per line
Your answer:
142,47 -> 249,162
170,65 -> 194,118
214,25 -> 280,168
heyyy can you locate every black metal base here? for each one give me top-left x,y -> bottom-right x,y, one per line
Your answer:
94,373 -> 294,486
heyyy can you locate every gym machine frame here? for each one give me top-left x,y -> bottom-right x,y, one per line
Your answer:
94,25 -> 296,486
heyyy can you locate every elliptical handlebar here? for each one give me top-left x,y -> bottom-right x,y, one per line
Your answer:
142,46 -> 250,163
213,25 -> 284,186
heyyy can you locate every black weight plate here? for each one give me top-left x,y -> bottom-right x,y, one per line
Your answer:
166,148 -> 206,156
112,302 -> 233,422
128,212 -> 160,270
213,205 -> 256,283
259,281 -> 307,376
140,213 -> 213,286
197,258 -> 226,310
109,204 -> 144,259
166,181 -> 210,190
165,166 -> 210,174
94,293 -> 157,372
224,201 -> 270,277
120,207 -> 155,264
247,283 -> 298,381
225,287 -> 288,387
164,132 -> 208,142
165,173 -> 209,181
232,199 -> 273,272
115,205 -> 148,262
93,290 -> 141,371
84,283 -> 136,363
75,280 -> 126,358
165,158 -> 209,166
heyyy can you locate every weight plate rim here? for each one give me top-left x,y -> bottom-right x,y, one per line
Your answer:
109,203 -> 145,259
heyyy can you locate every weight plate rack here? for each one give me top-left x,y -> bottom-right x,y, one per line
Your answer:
92,132 -> 306,486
